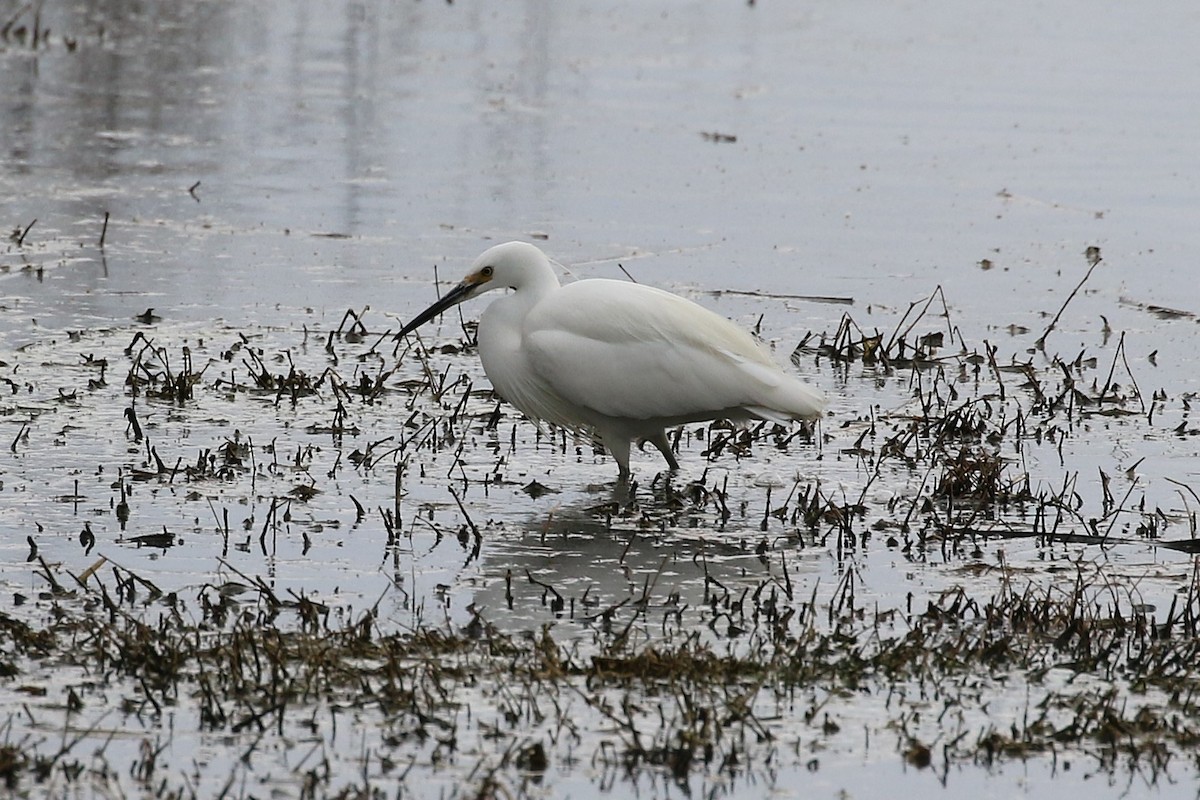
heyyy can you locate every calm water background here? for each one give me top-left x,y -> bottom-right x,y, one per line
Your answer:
4,1 -> 1198,334
3,1 -> 1200,797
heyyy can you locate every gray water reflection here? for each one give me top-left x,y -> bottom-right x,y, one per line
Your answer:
5,0 -> 1200,340
472,502 -> 828,640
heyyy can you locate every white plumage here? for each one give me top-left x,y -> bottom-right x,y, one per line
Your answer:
398,241 -> 825,479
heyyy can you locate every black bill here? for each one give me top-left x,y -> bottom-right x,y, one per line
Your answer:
397,281 -> 473,337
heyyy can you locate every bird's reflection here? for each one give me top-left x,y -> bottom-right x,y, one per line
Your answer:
467,486 -> 825,641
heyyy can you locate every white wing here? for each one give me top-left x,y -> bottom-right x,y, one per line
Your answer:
522,279 -> 824,425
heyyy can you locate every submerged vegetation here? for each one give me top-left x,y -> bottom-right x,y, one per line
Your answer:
5,552 -> 1200,798
3,246 -> 1200,797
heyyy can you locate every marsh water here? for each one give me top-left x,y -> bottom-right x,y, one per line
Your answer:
3,1 -> 1200,798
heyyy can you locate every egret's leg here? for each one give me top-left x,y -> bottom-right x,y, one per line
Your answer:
648,430 -> 680,471
605,436 -> 632,482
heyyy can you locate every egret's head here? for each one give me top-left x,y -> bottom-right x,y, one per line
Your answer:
397,241 -> 555,338
463,241 -> 552,296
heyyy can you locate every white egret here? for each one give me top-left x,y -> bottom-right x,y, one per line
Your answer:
398,242 -> 825,480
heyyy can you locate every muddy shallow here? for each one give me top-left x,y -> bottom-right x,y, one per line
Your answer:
3,1 -> 1200,798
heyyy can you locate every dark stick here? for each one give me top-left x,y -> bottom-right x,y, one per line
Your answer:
2,4 -> 33,40
1037,247 -> 1102,349
448,486 -> 480,541
99,211 -> 109,248
16,218 -> 35,246
10,421 -> 27,452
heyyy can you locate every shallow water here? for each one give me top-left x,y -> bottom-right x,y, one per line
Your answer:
3,1 -> 1200,797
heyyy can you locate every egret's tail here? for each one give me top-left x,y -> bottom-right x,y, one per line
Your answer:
746,378 -> 826,423
782,378 -> 827,419
736,356 -> 826,422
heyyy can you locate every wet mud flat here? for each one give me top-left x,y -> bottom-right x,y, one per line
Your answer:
4,242 -> 1200,798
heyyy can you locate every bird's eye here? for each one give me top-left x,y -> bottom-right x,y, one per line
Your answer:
481,266 -> 494,278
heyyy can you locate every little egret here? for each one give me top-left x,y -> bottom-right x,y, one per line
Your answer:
397,242 -> 825,479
